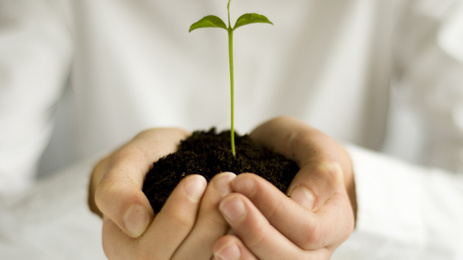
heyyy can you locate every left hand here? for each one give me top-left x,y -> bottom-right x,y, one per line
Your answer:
89,128 -> 236,259
212,116 -> 357,259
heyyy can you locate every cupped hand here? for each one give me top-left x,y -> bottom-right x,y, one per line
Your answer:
88,128 -> 236,259
212,116 -> 357,260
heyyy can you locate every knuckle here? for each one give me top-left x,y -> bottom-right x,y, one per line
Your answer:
264,198 -> 282,223
245,219 -> 270,249
111,148 -> 144,169
300,222 -> 325,249
93,156 -> 109,175
317,161 -> 343,191
134,127 -> 189,142
94,178 -> 119,211
165,208 -> 195,230
95,174 -> 137,215
204,212 -> 228,228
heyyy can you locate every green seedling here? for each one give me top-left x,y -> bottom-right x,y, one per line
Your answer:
189,0 -> 273,157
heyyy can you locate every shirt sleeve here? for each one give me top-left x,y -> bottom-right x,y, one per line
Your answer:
0,0 -> 73,196
334,144 -> 463,260
0,154 -> 106,259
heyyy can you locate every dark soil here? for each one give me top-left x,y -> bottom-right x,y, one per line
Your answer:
142,128 -> 300,213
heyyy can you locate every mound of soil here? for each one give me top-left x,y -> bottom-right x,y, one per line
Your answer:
142,128 -> 299,213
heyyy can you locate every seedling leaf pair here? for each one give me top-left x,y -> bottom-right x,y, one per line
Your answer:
189,13 -> 273,32
189,0 -> 273,157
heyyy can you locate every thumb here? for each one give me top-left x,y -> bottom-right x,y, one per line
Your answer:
91,128 -> 190,238
250,116 -> 350,211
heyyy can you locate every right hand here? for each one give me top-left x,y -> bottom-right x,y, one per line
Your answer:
212,116 -> 357,260
88,128 -> 235,259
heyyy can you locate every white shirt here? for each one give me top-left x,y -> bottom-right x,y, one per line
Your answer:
0,0 -> 462,259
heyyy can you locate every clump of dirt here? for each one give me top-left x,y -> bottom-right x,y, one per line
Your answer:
142,128 -> 299,213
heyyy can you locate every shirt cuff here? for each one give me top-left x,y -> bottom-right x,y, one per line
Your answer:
335,144 -> 425,259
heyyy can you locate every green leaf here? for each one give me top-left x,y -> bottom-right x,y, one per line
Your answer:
189,15 -> 227,32
233,13 -> 273,31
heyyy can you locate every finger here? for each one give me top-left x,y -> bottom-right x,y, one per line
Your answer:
213,235 -> 258,260
250,116 -> 349,211
219,193 -> 313,259
173,172 -> 236,260
102,174 -> 207,260
141,174 -> 207,259
102,216 -> 134,259
232,173 -> 354,250
94,128 -> 190,238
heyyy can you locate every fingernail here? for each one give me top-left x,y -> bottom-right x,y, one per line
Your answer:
289,186 -> 315,211
184,175 -> 207,202
220,197 -> 246,222
214,172 -> 236,197
123,204 -> 150,238
214,243 -> 241,260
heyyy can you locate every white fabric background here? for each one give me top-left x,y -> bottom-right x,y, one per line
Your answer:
1,0 -> 463,259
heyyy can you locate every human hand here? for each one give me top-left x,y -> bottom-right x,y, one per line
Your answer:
88,128 -> 236,259
212,116 -> 357,260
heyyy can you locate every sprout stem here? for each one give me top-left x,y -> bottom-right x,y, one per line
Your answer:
227,0 -> 236,157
